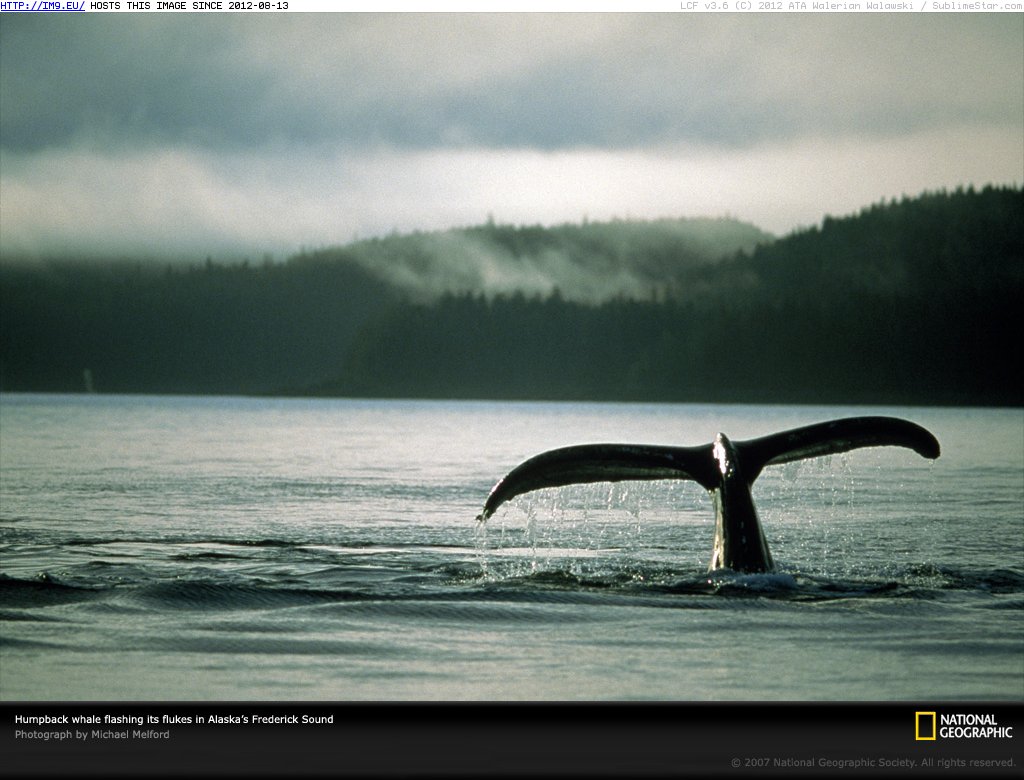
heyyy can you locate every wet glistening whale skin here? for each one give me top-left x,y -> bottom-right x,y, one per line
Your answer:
477,416 -> 940,573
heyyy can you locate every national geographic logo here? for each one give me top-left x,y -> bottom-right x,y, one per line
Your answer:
916,711 -> 1015,741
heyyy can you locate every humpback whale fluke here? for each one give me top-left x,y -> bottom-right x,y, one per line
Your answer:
477,416 -> 940,574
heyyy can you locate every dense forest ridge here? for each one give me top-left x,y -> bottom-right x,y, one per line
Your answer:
293,215 -> 773,304
1,185 -> 1020,406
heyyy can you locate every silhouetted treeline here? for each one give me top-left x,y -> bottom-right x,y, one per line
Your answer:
0,215 -> 768,396
1,186 -> 1020,405
0,257 -> 397,394
317,186 -> 1022,406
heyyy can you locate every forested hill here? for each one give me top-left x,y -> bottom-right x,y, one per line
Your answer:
0,215 -> 766,396
318,186 -> 1022,406
1,186 -> 1020,406
295,215 -> 771,303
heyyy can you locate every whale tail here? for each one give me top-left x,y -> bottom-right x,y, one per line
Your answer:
476,416 -> 940,573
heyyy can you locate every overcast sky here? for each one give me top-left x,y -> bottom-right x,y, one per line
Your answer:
1,13 -> 1021,261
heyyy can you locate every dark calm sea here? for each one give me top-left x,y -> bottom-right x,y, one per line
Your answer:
1,394 -> 1021,701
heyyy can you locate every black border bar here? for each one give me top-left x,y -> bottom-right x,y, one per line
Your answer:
2,702 -> 1020,778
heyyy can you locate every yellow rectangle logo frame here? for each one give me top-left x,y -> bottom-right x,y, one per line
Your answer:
915,711 -> 937,741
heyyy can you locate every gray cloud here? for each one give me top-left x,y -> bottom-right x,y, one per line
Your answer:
2,14 -> 1020,154
0,13 -> 1021,260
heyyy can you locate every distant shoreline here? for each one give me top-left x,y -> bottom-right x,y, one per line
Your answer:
1,389 -> 1019,411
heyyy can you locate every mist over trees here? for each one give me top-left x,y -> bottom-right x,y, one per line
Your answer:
294,216 -> 771,304
1,186 -> 1020,406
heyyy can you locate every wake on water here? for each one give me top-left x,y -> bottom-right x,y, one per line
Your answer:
2,455 -> 1020,622
2,541 -> 1021,619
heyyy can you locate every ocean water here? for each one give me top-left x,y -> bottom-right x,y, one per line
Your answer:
0,394 -> 1021,701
